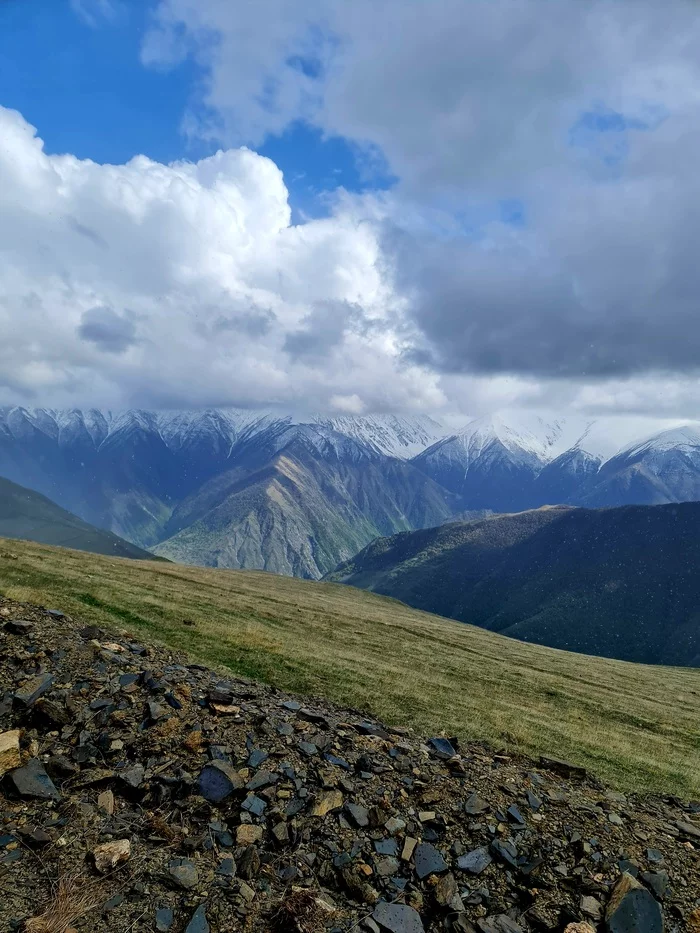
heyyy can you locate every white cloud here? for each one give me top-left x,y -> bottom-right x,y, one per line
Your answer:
0,106 -> 444,413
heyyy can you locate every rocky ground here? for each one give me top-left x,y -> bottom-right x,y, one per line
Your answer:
0,597 -> 698,933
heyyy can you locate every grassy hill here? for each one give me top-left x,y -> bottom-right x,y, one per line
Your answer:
1,536 -> 699,797
0,476 -> 156,560
327,503 -> 700,666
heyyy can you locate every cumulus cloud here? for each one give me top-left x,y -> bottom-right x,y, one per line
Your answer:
0,106 -> 443,413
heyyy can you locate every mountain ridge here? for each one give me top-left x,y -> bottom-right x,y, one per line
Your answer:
326,501 -> 700,666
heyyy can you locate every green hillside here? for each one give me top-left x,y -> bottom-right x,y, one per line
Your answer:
327,503 -> 700,665
1,536 -> 699,796
0,476 -> 156,560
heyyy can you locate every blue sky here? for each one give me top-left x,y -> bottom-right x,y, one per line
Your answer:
0,0 -> 389,218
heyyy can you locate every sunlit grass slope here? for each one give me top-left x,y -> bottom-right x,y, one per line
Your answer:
1,536 -> 699,796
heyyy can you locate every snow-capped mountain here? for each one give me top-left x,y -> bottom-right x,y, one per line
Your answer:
2,404 -> 700,578
582,423 -> 700,507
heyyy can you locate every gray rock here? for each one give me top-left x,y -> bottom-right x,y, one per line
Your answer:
185,905 -> 209,933
8,759 -> 60,801
477,916 -> 524,933
489,838 -> 518,868
414,842 -> 448,879
606,872 -> 663,933
155,908 -> 173,932
14,674 -> 53,708
464,792 -> 489,815
4,620 -> 34,636
197,761 -> 244,803
675,820 -> 700,839
428,737 -> 457,759
345,802 -> 370,827
168,858 -> 198,890
372,901 -> 425,933
122,763 -> 145,788
457,847 -> 492,874
640,870 -> 669,900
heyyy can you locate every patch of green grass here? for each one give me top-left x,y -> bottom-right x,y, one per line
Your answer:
2,539 -> 700,797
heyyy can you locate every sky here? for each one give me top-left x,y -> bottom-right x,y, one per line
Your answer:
1,0 -> 700,422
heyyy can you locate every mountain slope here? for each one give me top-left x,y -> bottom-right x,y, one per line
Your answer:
582,425 -> 700,507
411,414 -> 583,510
0,408 -> 446,551
2,536 -> 700,795
154,425 -> 457,577
0,476 -> 155,559
327,502 -> 700,665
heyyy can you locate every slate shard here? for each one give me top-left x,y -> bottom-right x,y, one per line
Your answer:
606,872 -> 663,933
414,842 -> 448,879
373,901 -> 426,933
428,736 -> 457,759
198,761 -> 244,803
185,904 -> 209,933
8,759 -> 61,801
457,846 -> 492,874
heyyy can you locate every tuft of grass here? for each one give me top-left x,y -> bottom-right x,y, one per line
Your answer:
2,537 -> 700,796
24,872 -> 105,933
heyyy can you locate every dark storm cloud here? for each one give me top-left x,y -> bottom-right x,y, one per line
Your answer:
284,300 -> 359,363
78,306 -> 137,354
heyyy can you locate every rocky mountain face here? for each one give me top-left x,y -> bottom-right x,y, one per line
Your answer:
0,475 -> 155,560
0,409 -> 451,578
1,598 -> 697,933
3,407 -> 700,577
327,502 -> 700,666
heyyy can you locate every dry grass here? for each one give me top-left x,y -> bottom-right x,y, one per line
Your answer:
24,872 -> 104,933
2,537 -> 700,796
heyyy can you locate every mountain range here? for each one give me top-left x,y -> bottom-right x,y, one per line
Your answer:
327,502 -> 700,666
2,406 -> 700,576
0,475 -> 154,560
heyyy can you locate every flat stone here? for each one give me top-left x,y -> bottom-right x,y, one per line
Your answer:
198,761 -> 244,804
310,789 -> 344,817
0,730 -> 21,776
373,902 -> 425,933
457,847 -> 492,874
375,838 -> 398,856
464,792 -> 489,815
490,838 -> 518,868
185,905 -> 209,933
14,673 -> 53,707
345,802 -> 370,827
98,790 -> 115,815
236,824 -> 263,845
4,620 -> 34,635
122,764 -> 145,788
376,856 -> 400,877
581,896 -> 603,920
414,842 -> 448,879
428,736 -> 457,759
539,756 -> 586,779
435,872 -> 463,911
242,793 -> 267,816
246,769 -> 278,791
675,820 -> 700,839
640,870 -> 669,900
8,759 -> 61,801
606,872 -> 662,933
155,908 -> 174,932
478,917 -> 524,933
247,748 -> 269,768
168,857 -> 198,890
92,839 -> 131,873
